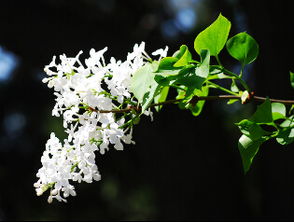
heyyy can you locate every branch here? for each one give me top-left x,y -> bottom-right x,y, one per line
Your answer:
88,95 -> 294,114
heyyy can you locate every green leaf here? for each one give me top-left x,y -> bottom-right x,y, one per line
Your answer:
276,127 -> 294,145
226,32 -> 259,66
174,67 -> 201,97
236,119 -> 270,141
130,62 -> 158,103
249,98 -> 273,123
154,86 -> 169,112
290,71 -> 294,88
189,86 -> 209,116
194,13 -> 231,56
156,57 -> 180,73
271,103 -> 286,121
196,49 -> 210,78
231,79 -> 239,92
141,83 -> 160,112
176,87 -> 189,110
227,99 -> 239,105
174,45 -> 192,67
280,116 -> 294,128
238,135 -> 266,173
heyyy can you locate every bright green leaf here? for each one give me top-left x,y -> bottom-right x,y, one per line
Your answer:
154,86 -> 169,112
226,32 -> 259,66
173,45 -> 192,67
238,135 -> 266,173
271,102 -> 286,121
194,13 -> 231,56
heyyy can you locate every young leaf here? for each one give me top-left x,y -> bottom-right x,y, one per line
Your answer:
290,71 -> 294,88
226,32 -> 259,66
238,135 -> 266,173
194,13 -> 231,56
174,45 -> 192,67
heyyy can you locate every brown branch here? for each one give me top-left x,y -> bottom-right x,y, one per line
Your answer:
88,95 -> 294,114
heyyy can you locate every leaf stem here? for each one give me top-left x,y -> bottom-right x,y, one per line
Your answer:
207,81 -> 239,96
222,68 -> 251,92
215,55 -> 223,67
88,95 -> 294,114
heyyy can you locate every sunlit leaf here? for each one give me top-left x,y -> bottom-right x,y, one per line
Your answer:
194,13 -> 231,56
226,32 -> 259,66
173,45 -> 192,67
271,102 -> 286,121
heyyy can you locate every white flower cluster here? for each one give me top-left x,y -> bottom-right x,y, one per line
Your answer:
35,42 -> 168,203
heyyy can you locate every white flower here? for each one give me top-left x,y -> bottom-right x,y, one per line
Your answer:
37,42 -> 168,203
152,46 -> 169,60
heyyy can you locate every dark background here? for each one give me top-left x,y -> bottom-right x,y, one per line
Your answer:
0,0 -> 293,220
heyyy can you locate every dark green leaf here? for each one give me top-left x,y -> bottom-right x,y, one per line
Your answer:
276,127 -> 294,145
249,98 -> 273,123
236,119 -> 270,141
238,135 -> 266,173
226,32 -> 259,66
194,13 -> 231,56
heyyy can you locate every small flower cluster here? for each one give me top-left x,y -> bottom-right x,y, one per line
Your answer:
35,42 -> 168,203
